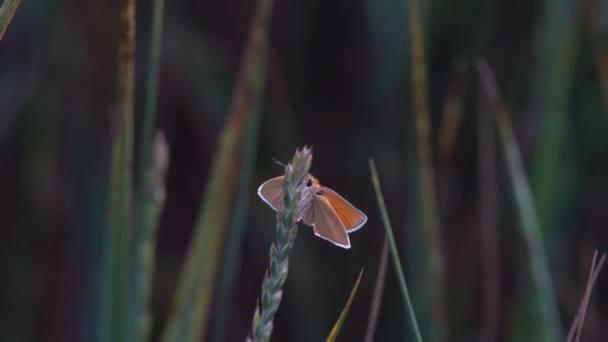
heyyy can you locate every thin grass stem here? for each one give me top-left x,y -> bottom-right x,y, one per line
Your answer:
100,0 -> 136,340
126,0 -> 166,340
369,158 -> 423,342
406,0 -> 445,337
364,238 -> 389,342
477,60 -> 562,341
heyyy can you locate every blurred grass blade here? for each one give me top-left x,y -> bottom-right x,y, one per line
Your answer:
126,0 -> 166,340
531,0 -> 579,228
160,0 -> 274,340
0,0 -> 21,42
368,159 -> 423,342
100,0 -> 136,340
364,239 -> 388,342
437,59 -> 467,166
565,251 -> 607,342
210,102 -> 263,342
326,269 -> 364,342
406,0 -> 445,337
476,60 -> 562,341
211,0 -> 271,335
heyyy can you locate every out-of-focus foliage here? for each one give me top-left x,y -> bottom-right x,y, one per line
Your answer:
1,0 -> 607,341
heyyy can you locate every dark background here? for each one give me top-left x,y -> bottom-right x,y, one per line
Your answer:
1,0 -> 607,341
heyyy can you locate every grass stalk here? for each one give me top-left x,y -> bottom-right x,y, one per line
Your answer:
160,0 -> 274,340
100,0 -> 136,340
477,60 -> 562,341
249,147 -> 313,342
126,0 -> 166,340
531,0 -> 579,228
326,269 -> 364,342
565,251 -> 607,342
406,0 -> 445,337
0,0 -> 21,42
210,0 -> 270,339
364,238 -> 389,342
369,159 -> 423,342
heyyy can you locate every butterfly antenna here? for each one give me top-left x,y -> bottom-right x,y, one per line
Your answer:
272,158 -> 287,168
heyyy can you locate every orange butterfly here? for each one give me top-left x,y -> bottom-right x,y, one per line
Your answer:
258,174 -> 367,249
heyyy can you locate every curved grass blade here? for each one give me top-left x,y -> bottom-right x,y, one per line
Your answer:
0,0 -> 21,42
368,159 -> 423,342
160,0 -> 274,340
326,269 -> 364,342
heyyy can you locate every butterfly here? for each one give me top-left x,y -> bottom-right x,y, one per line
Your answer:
257,174 -> 367,249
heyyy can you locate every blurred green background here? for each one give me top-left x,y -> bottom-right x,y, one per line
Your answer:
1,0 -> 607,341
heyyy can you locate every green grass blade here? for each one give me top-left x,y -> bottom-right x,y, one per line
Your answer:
368,159 -> 423,342
100,0 -> 136,341
326,269 -> 364,342
210,49 -> 265,342
531,0 -> 579,228
0,0 -> 21,42
160,0 -> 274,340
160,83 -> 241,342
477,60 -> 562,341
126,0 -> 166,340
406,0 -> 445,337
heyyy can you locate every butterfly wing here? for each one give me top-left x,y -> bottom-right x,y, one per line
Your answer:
257,176 -> 285,211
302,195 -> 351,249
319,187 -> 367,232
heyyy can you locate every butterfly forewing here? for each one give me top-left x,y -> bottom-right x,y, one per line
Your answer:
257,176 -> 285,210
319,187 -> 367,232
302,195 -> 351,248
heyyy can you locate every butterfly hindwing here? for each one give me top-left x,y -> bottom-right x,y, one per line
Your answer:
319,187 -> 367,232
302,195 -> 351,248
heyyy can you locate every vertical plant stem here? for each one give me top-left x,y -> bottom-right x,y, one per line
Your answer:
134,133 -> 169,342
364,238 -> 389,342
101,0 -> 136,341
369,159 -> 423,342
0,0 -> 21,42
565,251 -> 607,342
127,0 -> 165,340
250,147 -> 313,342
406,0 -> 444,338
477,60 -> 562,341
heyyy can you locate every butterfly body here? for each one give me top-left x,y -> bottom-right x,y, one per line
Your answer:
257,174 -> 367,249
